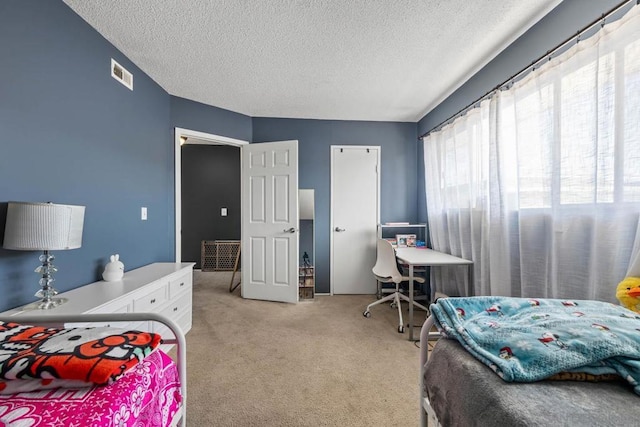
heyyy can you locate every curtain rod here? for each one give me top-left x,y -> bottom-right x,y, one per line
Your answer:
418,0 -> 637,140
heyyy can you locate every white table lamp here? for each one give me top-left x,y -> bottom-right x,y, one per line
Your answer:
3,201 -> 85,309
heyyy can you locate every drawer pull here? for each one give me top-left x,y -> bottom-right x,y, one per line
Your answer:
150,298 -> 156,304
173,307 -> 178,312
180,282 -> 184,287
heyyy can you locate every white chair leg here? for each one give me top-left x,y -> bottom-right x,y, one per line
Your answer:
365,292 -> 396,312
395,293 -> 404,333
398,293 -> 430,312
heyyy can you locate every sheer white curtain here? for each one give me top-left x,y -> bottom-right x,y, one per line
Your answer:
423,4 -> 640,302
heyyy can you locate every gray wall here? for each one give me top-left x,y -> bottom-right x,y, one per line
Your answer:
0,1 -> 172,311
253,118 -> 419,293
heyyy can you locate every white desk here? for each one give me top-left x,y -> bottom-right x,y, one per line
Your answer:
395,247 -> 473,340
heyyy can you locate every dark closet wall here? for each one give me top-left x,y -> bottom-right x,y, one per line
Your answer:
181,145 -> 241,268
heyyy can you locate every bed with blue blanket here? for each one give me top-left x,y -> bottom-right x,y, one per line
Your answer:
419,296 -> 640,426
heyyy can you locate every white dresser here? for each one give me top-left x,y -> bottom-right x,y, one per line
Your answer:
0,262 -> 194,343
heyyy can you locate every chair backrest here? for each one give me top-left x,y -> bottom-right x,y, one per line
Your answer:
372,239 -> 403,284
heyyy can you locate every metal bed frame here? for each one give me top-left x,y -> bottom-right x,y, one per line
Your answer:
418,315 -> 441,427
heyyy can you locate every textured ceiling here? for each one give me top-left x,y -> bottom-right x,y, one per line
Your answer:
63,0 -> 562,122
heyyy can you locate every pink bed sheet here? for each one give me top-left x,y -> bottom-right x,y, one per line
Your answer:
0,350 -> 181,427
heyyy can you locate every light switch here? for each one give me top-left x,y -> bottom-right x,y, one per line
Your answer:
141,207 -> 147,220
221,207 -> 227,217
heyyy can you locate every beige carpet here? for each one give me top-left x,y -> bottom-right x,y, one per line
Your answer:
182,270 -> 429,426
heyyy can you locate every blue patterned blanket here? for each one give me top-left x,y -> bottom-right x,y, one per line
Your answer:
430,296 -> 640,394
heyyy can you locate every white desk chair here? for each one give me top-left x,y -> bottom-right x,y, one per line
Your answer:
363,239 -> 429,333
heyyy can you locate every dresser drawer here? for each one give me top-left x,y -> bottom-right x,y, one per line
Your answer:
160,290 -> 192,319
89,300 -> 130,314
176,310 -> 192,334
157,313 -> 189,352
118,320 -> 151,333
169,273 -> 192,298
133,286 -> 167,312
155,309 -> 192,340
67,300 -> 131,329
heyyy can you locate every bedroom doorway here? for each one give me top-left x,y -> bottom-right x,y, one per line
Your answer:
174,129 -> 301,304
174,128 -> 248,264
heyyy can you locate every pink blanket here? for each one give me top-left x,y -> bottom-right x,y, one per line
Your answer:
0,350 -> 181,427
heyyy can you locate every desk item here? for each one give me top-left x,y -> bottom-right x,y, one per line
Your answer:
363,239 -> 428,333
376,223 -> 426,298
395,247 -> 473,340
396,234 -> 416,247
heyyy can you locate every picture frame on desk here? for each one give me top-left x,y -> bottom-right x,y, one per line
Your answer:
396,234 -> 416,248
384,238 -> 397,248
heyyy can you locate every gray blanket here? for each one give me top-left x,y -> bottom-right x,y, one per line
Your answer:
425,338 -> 638,427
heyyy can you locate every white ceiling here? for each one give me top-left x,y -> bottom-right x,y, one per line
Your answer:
63,0 -> 562,122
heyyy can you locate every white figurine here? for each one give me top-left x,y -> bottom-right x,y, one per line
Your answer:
102,254 -> 124,281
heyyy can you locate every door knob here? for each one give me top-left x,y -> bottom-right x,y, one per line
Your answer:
283,227 -> 297,233
334,227 -> 346,232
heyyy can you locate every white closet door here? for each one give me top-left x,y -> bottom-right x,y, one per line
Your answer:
331,146 -> 380,294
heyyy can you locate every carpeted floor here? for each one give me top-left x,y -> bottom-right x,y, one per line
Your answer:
182,270 -> 429,426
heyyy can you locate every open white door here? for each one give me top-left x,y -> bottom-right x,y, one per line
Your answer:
241,140 -> 299,303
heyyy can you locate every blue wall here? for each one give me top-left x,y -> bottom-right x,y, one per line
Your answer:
0,0 -> 420,307
170,96 -> 252,142
2,0 -> 617,309
0,1 -> 173,311
253,118 -> 418,293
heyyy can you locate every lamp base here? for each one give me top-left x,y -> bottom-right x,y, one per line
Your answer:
32,251 -> 68,310
22,297 -> 69,311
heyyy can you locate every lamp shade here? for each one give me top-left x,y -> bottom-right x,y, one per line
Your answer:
3,202 -> 85,251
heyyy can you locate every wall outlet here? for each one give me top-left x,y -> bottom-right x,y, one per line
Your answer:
221,207 -> 227,217
141,207 -> 147,220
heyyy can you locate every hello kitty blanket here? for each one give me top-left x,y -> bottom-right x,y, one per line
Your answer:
0,320 -> 180,426
0,349 -> 181,427
0,320 -> 161,386
430,296 -> 640,394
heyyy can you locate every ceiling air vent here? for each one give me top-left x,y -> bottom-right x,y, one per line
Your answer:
111,58 -> 133,90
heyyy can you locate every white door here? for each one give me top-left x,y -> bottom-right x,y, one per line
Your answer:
241,140 -> 299,303
331,146 -> 380,294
